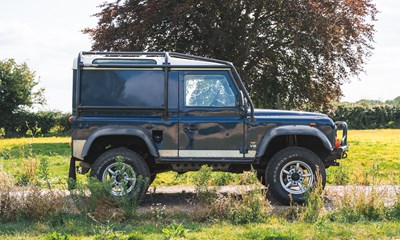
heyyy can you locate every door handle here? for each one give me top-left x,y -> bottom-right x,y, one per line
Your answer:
183,124 -> 198,132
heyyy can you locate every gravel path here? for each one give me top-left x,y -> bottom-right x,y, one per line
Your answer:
141,185 -> 400,210
5,185 -> 399,213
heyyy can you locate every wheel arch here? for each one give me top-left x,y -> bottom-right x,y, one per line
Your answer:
81,126 -> 159,160
257,125 -> 333,162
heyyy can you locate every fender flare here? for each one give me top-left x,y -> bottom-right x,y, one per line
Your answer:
81,126 -> 159,158
257,125 -> 333,157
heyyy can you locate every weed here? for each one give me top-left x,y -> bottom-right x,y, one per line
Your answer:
70,172 -> 148,221
0,128 -> 5,138
162,222 -> 188,240
204,169 -> 271,224
19,186 -> 65,220
151,203 -> 167,222
212,172 -> 235,186
0,147 -> 12,160
0,165 -> 66,221
38,157 -> 52,189
239,168 -> 260,185
125,232 -> 144,240
192,165 -> 217,203
328,164 -> 350,185
301,169 -> 326,223
328,186 -> 386,222
15,151 -> 38,186
90,216 -> 124,240
228,188 -> 271,224
0,167 -> 15,220
365,163 -> 380,185
45,231 -> 70,240
282,203 -> 303,222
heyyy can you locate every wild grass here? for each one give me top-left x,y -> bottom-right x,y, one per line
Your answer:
0,130 -> 399,239
192,165 -> 272,224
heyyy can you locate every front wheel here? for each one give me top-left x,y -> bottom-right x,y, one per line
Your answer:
90,148 -> 150,200
265,147 -> 326,205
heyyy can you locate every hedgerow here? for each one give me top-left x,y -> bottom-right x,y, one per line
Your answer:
1,102 -> 399,138
0,110 -> 71,137
331,103 -> 400,129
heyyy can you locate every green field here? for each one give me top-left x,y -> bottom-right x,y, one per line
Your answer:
0,130 -> 399,239
1,129 -> 399,186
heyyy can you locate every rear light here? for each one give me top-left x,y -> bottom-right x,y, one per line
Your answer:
335,139 -> 340,149
68,116 -> 73,123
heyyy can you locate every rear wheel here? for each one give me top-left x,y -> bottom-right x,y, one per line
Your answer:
91,148 -> 150,200
265,147 -> 326,205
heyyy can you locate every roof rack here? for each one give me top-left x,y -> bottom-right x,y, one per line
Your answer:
79,51 -> 232,67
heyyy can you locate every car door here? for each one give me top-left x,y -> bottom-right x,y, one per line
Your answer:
178,70 -> 246,159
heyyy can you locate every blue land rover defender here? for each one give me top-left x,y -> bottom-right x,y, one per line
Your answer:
69,52 -> 348,205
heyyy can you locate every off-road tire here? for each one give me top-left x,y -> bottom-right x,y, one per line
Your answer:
91,147 -> 150,200
265,147 -> 326,205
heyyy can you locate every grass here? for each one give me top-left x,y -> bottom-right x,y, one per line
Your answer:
1,130 -> 400,187
326,129 -> 400,185
0,215 -> 398,239
0,136 -> 71,187
0,130 -> 399,239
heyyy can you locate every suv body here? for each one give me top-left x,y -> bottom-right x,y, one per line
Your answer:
69,52 -> 348,204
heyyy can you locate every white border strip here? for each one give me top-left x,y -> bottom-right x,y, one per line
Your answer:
179,150 -> 243,158
159,150 -> 179,157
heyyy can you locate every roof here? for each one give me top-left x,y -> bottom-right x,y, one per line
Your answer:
73,52 -> 232,69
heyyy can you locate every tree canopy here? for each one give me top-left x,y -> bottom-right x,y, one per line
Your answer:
84,0 -> 377,111
0,59 -> 44,120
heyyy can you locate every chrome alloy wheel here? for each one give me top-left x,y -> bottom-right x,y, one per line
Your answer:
279,160 -> 314,194
102,162 -> 137,196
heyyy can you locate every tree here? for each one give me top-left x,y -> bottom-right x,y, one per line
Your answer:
0,59 -> 44,129
386,96 -> 400,106
84,0 -> 377,111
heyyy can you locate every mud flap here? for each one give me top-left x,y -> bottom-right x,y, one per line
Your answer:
68,157 -> 77,190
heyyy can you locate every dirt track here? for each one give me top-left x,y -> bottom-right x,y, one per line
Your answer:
140,185 -> 400,211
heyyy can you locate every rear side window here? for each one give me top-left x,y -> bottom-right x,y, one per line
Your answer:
80,70 -> 164,108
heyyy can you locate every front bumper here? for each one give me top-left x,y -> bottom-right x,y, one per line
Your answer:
335,121 -> 349,159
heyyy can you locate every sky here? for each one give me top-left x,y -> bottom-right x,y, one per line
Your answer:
0,1 -> 399,112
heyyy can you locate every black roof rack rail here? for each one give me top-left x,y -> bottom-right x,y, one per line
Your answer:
79,51 -> 232,67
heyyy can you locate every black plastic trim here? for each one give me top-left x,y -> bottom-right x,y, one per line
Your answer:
257,125 -> 333,157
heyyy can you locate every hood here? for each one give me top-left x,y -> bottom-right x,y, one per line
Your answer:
253,108 -> 327,118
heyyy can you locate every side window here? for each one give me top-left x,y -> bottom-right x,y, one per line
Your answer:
80,70 -> 164,107
184,74 -> 237,107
